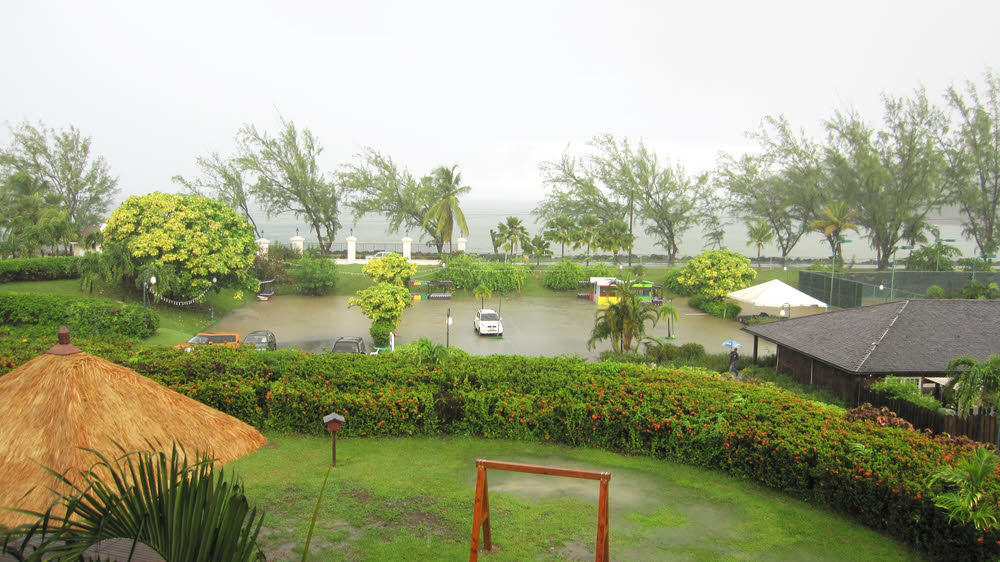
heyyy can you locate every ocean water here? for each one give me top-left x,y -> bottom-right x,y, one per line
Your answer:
254,198 -> 979,262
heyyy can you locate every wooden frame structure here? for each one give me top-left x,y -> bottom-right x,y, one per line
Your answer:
469,459 -> 610,561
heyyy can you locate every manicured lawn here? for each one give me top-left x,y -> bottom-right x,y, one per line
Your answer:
231,434 -> 914,561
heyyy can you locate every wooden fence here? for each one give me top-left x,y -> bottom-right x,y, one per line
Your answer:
857,386 -> 1000,446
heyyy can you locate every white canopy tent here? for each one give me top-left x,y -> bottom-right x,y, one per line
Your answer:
726,279 -> 827,314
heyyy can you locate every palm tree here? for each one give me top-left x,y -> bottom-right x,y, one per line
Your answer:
575,215 -> 600,266
473,283 -> 493,309
810,202 -> 859,266
544,216 -> 577,258
8,443 -> 266,560
587,278 -> 673,353
421,165 -> 471,254
495,216 -> 530,259
745,219 -> 774,269
929,445 -> 1000,531
945,354 -> 1000,417
595,219 -> 633,265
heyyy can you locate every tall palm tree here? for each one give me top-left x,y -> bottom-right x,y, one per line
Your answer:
421,165 -> 471,254
945,354 -> 1000,417
745,219 -> 774,269
575,215 -> 600,266
544,215 -> 577,258
595,219 -> 633,265
495,216 -> 530,258
810,201 -> 859,266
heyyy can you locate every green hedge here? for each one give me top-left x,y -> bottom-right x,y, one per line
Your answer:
0,340 -> 993,558
0,257 -> 81,283
0,292 -> 158,338
688,294 -> 741,319
541,260 -> 617,291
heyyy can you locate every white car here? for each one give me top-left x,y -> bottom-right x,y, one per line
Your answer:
474,309 -> 503,336
369,251 -> 397,260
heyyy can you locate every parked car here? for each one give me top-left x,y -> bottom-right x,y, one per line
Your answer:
474,309 -> 503,336
369,251 -> 397,260
244,330 -> 277,351
332,336 -> 368,354
173,332 -> 242,351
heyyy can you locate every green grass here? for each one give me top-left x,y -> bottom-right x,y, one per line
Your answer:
231,434 -> 913,561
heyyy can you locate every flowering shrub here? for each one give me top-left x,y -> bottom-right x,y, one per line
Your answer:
0,335 -> 995,558
674,249 -> 756,299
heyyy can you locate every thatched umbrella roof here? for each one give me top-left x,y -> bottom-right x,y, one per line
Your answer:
0,328 -> 266,529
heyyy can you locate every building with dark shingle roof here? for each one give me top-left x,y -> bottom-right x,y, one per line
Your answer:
741,300 -> 1000,402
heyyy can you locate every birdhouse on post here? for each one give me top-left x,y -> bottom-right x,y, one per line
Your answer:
322,413 -> 346,466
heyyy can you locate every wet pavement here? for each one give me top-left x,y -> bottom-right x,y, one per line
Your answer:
210,293 -> 779,359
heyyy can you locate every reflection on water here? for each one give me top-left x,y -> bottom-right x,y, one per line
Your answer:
209,294 -> 778,359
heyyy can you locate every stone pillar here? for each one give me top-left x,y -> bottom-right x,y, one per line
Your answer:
401,237 -> 412,259
346,236 -> 358,263
70,242 -> 84,257
290,235 -> 305,255
256,238 -> 270,256
457,237 -> 467,253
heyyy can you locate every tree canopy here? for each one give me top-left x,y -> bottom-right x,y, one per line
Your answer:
236,118 -> 340,252
102,192 -> 258,300
0,121 -> 119,230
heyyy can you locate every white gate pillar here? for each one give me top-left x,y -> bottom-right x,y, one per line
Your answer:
402,237 -> 412,259
457,237 -> 467,252
257,238 -> 270,256
347,236 -> 358,263
290,235 -> 305,255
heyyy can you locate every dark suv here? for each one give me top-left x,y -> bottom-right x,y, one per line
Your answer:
244,330 -> 277,351
332,336 -> 367,354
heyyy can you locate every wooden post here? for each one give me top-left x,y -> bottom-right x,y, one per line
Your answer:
322,413 -> 345,467
597,474 -> 609,562
470,461 -> 491,561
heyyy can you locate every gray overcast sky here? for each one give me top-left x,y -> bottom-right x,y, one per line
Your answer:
2,0 -> 997,203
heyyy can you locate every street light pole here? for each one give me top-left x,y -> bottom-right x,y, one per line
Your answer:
890,246 -> 913,301
828,236 -> 852,310
446,307 -> 452,348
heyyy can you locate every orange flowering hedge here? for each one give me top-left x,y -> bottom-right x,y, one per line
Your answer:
0,339 -> 994,559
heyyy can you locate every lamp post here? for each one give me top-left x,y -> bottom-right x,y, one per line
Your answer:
890,246 -> 913,301
934,234 -> 956,272
145,276 -> 156,307
210,277 -> 217,324
446,307 -> 453,348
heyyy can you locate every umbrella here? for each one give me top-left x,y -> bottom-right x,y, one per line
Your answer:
0,327 -> 266,528
722,340 -> 743,349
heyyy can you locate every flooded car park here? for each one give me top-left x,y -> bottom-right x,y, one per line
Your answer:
209,293 -> 778,360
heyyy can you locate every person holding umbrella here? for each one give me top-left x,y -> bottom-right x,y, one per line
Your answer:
722,340 -> 742,381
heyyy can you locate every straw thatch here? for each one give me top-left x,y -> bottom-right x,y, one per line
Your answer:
0,331 -> 266,529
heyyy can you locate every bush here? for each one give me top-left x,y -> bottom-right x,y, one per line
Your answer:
662,269 -> 687,296
674,250 -> 756,299
677,342 -> 705,359
0,292 -> 157,338
370,320 -> 394,348
870,376 -> 943,411
541,260 -> 584,291
290,257 -> 339,295
925,285 -> 946,299
688,295 -> 741,319
0,256 -> 80,283
436,253 -> 525,293
4,340 -> 989,559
